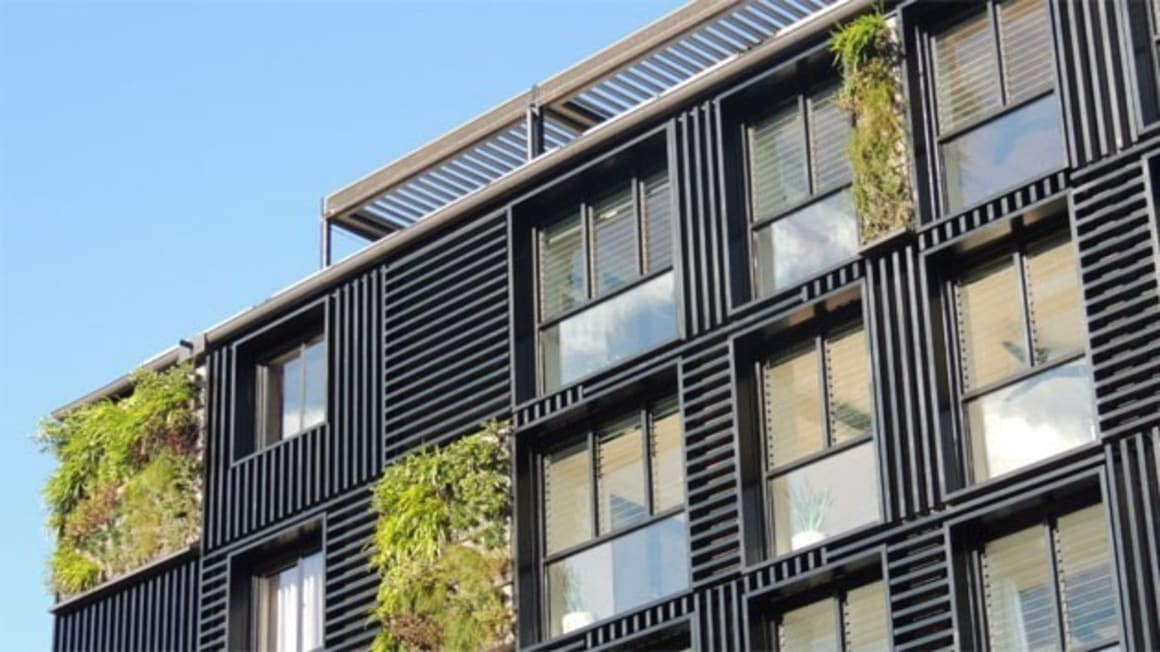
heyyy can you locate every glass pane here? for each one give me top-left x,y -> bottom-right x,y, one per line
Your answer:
299,552 -> 325,652
999,0 -> 1055,103
968,359 -> 1095,481
540,209 -> 586,320
826,324 -> 873,444
809,85 -> 852,192
770,442 -> 881,555
592,184 -> 638,296
257,564 -> 300,652
749,100 -> 808,220
643,169 -> 673,274
983,526 -> 1058,651
597,417 -> 647,534
258,364 -> 283,447
545,444 -> 592,555
541,272 -> 677,392
1057,505 -> 1118,649
957,256 -> 1028,390
754,190 -> 858,297
934,7 -> 1002,133
650,399 -> 684,513
845,581 -> 890,652
764,340 -> 824,468
1025,236 -> 1084,364
279,352 -> 304,438
546,515 -> 688,637
302,337 -> 326,432
942,95 -> 1065,212
780,599 -> 838,651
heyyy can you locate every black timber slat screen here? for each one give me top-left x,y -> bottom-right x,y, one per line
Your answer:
1106,427 -> 1160,650
678,102 -> 728,337
323,491 -> 378,650
202,267 -> 384,551
54,551 -> 199,652
1071,146 -> 1160,438
383,213 -> 510,460
884,528 -> 953,652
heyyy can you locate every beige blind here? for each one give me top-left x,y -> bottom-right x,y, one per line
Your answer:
749,99 -> 807,220
780,599 -> 838,651
764,340 -> 824,468
591,184 -> 638,296
809,85 -> 853,192
957,257 -> 1029,390
934,8 -> 1001,133
826,324 -> 873,444
650,399 -> 684,512
1025,236 -> 1083,365
544,444 -> 592,554
1056,505 -> 1118,649
597,417 -> 647,534
539,210 -> 585,320
983,526 -> 1058,650
643,169 -> 673,273
999,0 -> 1055,103
844,581 -> 890,652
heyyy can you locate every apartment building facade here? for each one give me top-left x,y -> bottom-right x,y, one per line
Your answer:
50,0 -> 1160,650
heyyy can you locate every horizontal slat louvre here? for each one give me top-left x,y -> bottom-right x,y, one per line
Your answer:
749,99 -> 806,219
933,7 -> 1000,133
808,85 -> 851,192
998,0 -> 1054,102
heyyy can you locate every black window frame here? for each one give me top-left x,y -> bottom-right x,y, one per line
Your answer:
751,567 -> 889,651
250,547 -> 325,652
922,0 -> 1066,215
254,333 -> 326,448
755,304 -> 880,558
531,394 -> 688,639
940,220 -> 1092,488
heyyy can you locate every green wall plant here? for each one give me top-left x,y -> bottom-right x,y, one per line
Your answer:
39,364 -> 201,596
831,8 -> 914,242
369,421 -> 513,651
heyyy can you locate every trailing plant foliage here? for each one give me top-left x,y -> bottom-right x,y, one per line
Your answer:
370,422 -> 513,651
831,8 -> 914,242
39,364 -> 200,596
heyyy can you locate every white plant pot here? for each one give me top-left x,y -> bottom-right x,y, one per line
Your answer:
562,610 -> 596,633
792,529 -> 826,550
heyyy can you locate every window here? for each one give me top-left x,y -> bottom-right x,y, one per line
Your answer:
930,0 -> 1064,213
951,232 -> 1094,483
252,550 -> 324,652
746,84 -> 858,297
974,504 -> 1119,650
770,581 -> 890,651
541,398 -> 687,637
255,333 -> 326,447
537,165 -> 677,392
760,319 -> 880,556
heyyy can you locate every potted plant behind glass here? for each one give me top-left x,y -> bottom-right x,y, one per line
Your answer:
560,566 -> 596,633
790,483 -> 832,550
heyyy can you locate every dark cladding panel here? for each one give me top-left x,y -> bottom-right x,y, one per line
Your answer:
323,492 -> 379,651
1105,428 -> 1160,650
678,102 -> 729,337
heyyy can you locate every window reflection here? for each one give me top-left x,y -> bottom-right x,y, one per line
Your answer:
754,191 -> 858,297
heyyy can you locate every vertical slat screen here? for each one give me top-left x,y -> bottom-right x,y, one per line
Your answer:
679,102 -> 727,335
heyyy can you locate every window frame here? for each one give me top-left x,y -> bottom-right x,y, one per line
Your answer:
532,161 -> 678,394
942,224 -> 1092,486
250,548 -> 325,652
753,303 -> 882,558
255,332 -> 327,448
753,570 -> 890,651
1120,0 -> 1160,130
533,396 -> 688,638
737,79 -> 859,298
924,0 -> 1066,215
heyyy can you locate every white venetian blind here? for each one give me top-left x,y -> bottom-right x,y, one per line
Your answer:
545,444 -> 592,554
749,99 -> 807,220
764,340 -> 823,468
1025,236 -> 1083,365
643,169 -> 673,273
780,599 -> 838,650
1056,505 -> 1118,649
591,184 -> 638,296
844,581 -> 891,652
539,209 -> 585,320
983,526 -> 1059,651
596,417 -> 647,534
957,257 -> 1029,390
826,324 -> 873,445
934,8 -> 1002,133
809,85 -> 853,192
650,399 -> 685,512
998,0 -> 1055,103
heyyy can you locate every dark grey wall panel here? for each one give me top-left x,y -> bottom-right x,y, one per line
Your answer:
1106,427 -> 1160,650
54,550 -> 199,652
383,213 -> 511,460
323,491 -> 378,651
884,528 -> 952,652
677,102 -> 729,337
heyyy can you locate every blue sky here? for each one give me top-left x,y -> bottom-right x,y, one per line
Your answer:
0,0 -> 680,645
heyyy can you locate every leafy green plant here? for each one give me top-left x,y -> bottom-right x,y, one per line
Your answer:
831,8 -> 914,242
369,421 -> 513,651
790,483 -> 832,533
38,364 -> 200,596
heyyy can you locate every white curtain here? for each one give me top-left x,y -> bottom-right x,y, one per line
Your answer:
275,566 -> 299,652
299,552 -> 325,651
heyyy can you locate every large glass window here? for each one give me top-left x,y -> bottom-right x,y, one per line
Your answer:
253,550 -> 325,652
256,333 -> 326,447
976,504 -> 1119,651
931,0 -> 1065,213
761,319 -> 880,556
771,580 -> 890,651
746,84 -> 858,297
537,166 -> 676,392
541,398 -> 687,637
952,232 -> 1094,483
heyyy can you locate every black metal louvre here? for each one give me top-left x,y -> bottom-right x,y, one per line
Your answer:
52,0 -> 1160,650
